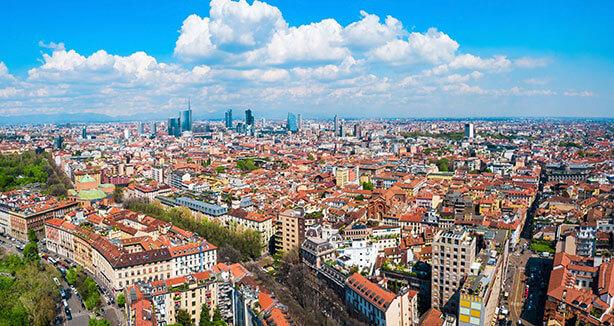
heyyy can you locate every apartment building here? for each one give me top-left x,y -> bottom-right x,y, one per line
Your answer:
0,190 -> 78,240
149,271 -> 218,326
226,209 -> 274,253
431,227 -> 477,314
275,209 -> 305,253
458,230 -> 509,326
300,237 -> 336,269
345,272 -> 419,326
123,182 -> 172,203
170,242 -> 218,277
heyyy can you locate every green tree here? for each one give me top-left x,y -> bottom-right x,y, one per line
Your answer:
176,309 -> 194,326
362,181 -> 374,191
22,242 -> 39,264
307,154 -> 315,161
66,267 -> 77,285
117,293 -> 126,307
199,304 -> 211,325
28,229 -> 38,243
212,306 -> 222,322
215,166 -> 226,174
437,158 -> 449,172
113,186 -> 123,203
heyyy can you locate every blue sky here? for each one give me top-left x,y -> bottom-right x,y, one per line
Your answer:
1,0 -> 612,119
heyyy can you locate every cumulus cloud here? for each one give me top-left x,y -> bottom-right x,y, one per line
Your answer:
0,0 -> 590,117
370,28 -> 458,65
343,11 -> 404,51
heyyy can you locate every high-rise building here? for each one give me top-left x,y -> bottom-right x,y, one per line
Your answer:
225,109 -> 232,129
464,123 -> 474,138
245,109 -> 254,127
53,135 -> 63,150
137,122 -> 144,136
297,113 -> 302,131
334,115 -> 339,135
261,117 -> 266,128
287,113 -> 298,133
168,117 -> 181,137
124,128 -> 130,140
339,122 -> 345,137
275,209 -> 305,253
431,227 -> 476,314
180,100 -> 192,132
354,124 -> 362,138
151,121 -> 157,136
81,126 -> 87,139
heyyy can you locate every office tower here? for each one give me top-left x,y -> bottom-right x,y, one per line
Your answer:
297,114 -> 302,131
354,124 -> 361,138
245,109 -> 254,127
431,227 -> 476,315
168,117 -> 181,137
339,122 -> 345,137
334,115 -> 339,135
261,117 -> 266,128
151,121 -> 157,136
137,121 -> 144,136
81,126 -> 87,139
53,135 -> 63,150
124,128 -> 130,140
287,113 -> 298,133
180,100 -> 192,132
225,109 -> 232,129
464,123 -> 474,138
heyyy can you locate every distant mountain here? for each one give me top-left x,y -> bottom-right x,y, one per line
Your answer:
0,113 -> 139,125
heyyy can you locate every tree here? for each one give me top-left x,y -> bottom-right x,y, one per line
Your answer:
437,158 -> 449,172
307,154 -> 315,161
176,309 -> 194,326
28,229 -> 38,243
113,186 -> 123,203
89,318 -> 112,326
212,306 -> 222,322
199,304 -> 211,325
23,242 -> 39,264
117,293 -> 126,307
362,181 -> 374,191
215,166 -> 226,174
218,245 -> 242,264
66,267 -> 77,285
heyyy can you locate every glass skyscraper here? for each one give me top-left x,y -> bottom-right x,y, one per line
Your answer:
287,113 -> 298,133
225,109 -> 232,129
168,117 -> 181,137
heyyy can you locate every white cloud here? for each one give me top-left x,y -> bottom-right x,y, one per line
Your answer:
370,28 -> 458,64
343,11 -> 404,51
175,15 -> 216,60
260,19 -> 348,65
447,54 -> 511,72
524,77 -> 550,85
563,90 -> 595,97
514,57 -> 550,68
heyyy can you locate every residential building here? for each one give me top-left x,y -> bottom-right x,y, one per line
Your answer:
275,209 -> 305,253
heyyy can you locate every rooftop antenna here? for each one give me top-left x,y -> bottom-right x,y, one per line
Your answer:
188,97 -> 191,110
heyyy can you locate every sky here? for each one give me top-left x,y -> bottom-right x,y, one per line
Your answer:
0,0 -> 613,119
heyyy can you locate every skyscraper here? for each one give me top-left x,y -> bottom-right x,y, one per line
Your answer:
225,109 -> 233,129
151,121 -> 157,136
137,121 -> 144,136
287,113 -> 298,133
354,123 -> 361,138
245,109 -> 254,127
168,117 -> 181,137
464,123 -> 474,138
81,126 -> 87,139
297,114 -> 302,131
53,135 -> 63,150
180,100 -> 192,132
334,115 -> 339,135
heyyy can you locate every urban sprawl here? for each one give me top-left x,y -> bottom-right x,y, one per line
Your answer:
0,108 -> 613,326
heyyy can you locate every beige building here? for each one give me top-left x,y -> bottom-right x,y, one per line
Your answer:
431,227 -> 476,314
226,209 -> 274,254
275,209 -> 305,253
148,271 -> 218,326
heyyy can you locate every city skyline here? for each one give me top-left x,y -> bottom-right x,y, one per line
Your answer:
1,0 -> 612,120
